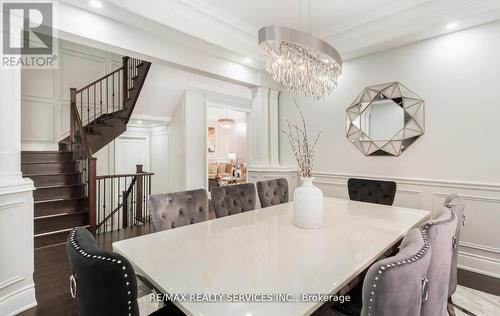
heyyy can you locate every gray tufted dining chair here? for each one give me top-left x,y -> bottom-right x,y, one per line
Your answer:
149,189 -> 208,231
256,178 -> 289,208
211,183 -> 256,218
420,207 -> 458,316
359,228 -> 432,316
347,178 -> 397,206
444,194 -> 468,314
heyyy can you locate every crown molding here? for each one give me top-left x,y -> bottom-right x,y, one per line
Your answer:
327,0 -> 500,59
314,0 -> 432,39
64,0 -> 500,69
104,0 -> 261,60
180,0 -> 258,38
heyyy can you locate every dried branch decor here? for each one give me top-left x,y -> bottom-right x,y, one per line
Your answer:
282,98 -> 321,178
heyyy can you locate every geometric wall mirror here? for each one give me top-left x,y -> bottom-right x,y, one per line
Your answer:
346,82 -> 425,156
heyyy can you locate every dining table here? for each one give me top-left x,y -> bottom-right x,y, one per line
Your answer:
113,197 -> 430,316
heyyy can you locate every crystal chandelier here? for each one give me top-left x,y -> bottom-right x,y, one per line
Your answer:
218,118 -> 234,129
258,1 -> 342,100
218,108 -> 234,129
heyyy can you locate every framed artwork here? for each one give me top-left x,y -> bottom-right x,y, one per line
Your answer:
208,127 -> 216,153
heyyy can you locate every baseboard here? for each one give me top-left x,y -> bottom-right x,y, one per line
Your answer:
458,268 -> 500,296
0,284 -> 37,316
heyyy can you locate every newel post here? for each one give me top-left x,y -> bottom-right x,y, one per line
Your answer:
87,158 -> 97,235
135,164 -> 143,221
122,190 -> 128,228
122,56 -> 129,105
70,88 -> 76,153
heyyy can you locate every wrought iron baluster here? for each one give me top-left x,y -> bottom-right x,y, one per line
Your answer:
103,179 -> 106,234
87,89 -> 90,126
97,179 -> 100,234
118,177 -> 121,228
93,84 -> 96,128
100,81 -> 102,118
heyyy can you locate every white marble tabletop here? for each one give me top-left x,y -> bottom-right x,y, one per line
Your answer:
113,197 -> 430,316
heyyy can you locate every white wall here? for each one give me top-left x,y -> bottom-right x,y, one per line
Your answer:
278,21 -> 500,278
168,97 -> 186,193
184,89 -> 208,190
151,127 -> 170,194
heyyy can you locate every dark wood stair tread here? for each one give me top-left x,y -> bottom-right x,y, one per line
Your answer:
35,209 -> 88,219
23,172 -> 80,177
34,196 -> 87,204
34,225 -> 90,249
22,151 -> 70,154
21,161 -> 75,165
34,227 -> 81,237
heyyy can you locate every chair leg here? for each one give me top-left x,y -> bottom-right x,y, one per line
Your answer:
447,297 -> 456,316
448,296 -> 477,316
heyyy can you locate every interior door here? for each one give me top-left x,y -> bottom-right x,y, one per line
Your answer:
115,136 -> 150,173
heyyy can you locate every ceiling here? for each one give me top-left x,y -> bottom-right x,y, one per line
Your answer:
203,0 -> 403,33
71,0 -> 500,67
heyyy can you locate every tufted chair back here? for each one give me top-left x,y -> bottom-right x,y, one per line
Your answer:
256,178 -> 289,208
444,194 -> 465,297
211,183 -> 256,218
347,178 -> 396,206
420,208 -> 458,316
361,228 -> 431,316
66,227 -> 139,316
149,189 -> 208,231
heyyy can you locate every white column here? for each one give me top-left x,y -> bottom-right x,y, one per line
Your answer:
0,69 -> 22,181
268,89 -> 280,167
247,87 -> 297,205
249,87 -> 281,167
0,68 -> 37,315
249,87 -> 270,166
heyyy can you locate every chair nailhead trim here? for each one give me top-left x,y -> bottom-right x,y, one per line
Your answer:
69,228 -> 134,315
366,228 -> 431,314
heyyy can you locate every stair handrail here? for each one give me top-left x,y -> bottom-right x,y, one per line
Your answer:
95,165 -> 154,233
70,88 -> 93,160
96,171 -> 154,180
75,67 -> 123,94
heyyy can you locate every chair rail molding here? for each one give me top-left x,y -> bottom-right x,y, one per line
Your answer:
314,171 -> 500,280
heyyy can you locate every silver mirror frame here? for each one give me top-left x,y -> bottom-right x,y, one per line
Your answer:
346,82 -> 425,156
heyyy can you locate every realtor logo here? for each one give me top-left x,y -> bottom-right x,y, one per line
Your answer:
1,1 -> 58,68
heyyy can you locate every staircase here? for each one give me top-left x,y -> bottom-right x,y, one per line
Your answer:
22,56 -> 151,249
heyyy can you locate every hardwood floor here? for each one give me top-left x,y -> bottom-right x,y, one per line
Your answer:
457,269 -> 500,297
452,285 -> 500,316
19,224 -> 154,316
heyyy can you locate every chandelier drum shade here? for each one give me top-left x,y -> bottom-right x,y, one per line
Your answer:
258,26 -> 342,100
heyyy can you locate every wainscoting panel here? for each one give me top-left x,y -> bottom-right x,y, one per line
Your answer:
20,97 -> 55,142
249,168 -> 500,279
60,49 -> 107,95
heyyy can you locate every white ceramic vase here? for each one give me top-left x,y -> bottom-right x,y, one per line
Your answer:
293,177 -> 324,229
